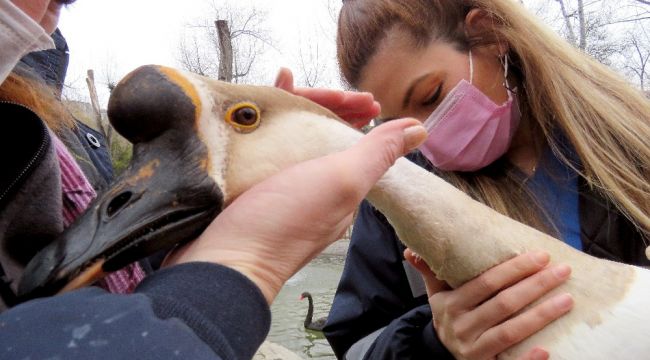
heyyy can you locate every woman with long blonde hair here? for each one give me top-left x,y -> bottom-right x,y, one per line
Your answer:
324,0 -> 650,359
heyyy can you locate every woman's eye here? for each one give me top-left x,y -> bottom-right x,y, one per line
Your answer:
421,84 -> 443,107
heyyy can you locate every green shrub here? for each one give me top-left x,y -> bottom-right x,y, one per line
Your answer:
110,135 -> 133,176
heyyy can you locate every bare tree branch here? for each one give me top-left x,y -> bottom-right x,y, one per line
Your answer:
86,69 -> 111,145
623,30 -> 650,90
297,41 -> 321,88
176,1 -> 271,84
556,0 -> 578,45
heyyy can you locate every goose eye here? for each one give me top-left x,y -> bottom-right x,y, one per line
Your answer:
225,102 -> 261,133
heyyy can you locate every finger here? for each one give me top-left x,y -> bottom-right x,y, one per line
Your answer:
404,249 -> 449,296
332,93 -> 381,121
347,118 -> 374,130
344,118 -> 426,187
293,88 -> 380,125
292,87 -> 346,116
337,103 -> 381,128
452,252 -> 551,310
274,67 -> 295,92
517,347 -> 549,360
273,69 -> 376,127
473,293 -> 573,358
460,264 -> 571,334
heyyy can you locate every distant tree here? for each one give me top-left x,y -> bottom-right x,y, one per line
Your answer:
550,0 -> 622,64
178,33 -> 217,77
623,30 -> 650,90
297,41 -> 322,88
101,54 -> 119,93
293,0 -> 342,88
177,1 -> 271,83
524,0 -> 650,87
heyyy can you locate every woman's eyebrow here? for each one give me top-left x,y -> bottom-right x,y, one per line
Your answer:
402,74 -> 430,110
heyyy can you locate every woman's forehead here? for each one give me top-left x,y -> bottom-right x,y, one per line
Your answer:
358,34 -> 460,112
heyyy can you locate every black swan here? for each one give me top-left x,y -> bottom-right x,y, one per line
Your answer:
300,292 -> 327,331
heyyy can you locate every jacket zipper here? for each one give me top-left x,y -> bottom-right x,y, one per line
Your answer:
0,101 -> 50,204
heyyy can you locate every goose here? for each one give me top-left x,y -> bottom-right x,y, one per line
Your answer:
18,65 -> 650,359
300,292 -> 328,332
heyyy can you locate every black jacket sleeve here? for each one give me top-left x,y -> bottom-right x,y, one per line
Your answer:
0,262 -> 271,360
323,201 -> 453,360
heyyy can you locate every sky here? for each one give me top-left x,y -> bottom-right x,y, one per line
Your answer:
57,0 -> 647,107
58,0 -> 341,106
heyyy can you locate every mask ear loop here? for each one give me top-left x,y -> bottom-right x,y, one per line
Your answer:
502,53 -> 521,116
469,49 -> 475,84
502,53 -> 517,93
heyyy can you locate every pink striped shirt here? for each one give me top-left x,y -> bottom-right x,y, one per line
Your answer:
52,133 -> 145,294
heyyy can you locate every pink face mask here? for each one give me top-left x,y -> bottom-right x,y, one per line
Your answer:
418,52 -> 521,172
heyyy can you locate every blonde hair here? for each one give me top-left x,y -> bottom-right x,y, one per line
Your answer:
0,70 -> 75,133
338,0 -> 650,236
480,0 -> 650,235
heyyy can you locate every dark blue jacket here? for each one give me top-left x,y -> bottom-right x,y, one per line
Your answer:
0,262 -> 271,360
324,152 -> 649,360
20,28 -> 69,95
323,200 -> 452,359
20,28 -> 115,185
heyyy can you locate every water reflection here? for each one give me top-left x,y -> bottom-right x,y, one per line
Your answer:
268,254 -> 345,359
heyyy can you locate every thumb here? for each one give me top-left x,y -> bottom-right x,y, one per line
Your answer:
404,248 -> 449,297
346,118 -> 427,186
274,67 -> 295,92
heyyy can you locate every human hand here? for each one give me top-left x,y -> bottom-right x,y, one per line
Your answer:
404,249 -> 574,360
165,118 -> 427,304
274,67 -> 381,129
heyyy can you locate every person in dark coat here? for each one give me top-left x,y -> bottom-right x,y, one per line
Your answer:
0,1 -> 139,309
20,26 -> 114,184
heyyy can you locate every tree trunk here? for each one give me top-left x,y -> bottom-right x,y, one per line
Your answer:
85,69 -> 112,147
216,20 -> 234,83
556,0 -> 578,46
577,0 -> 587,50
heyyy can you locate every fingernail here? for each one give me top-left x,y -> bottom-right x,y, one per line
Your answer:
403,125 -> 427,151
552,265 -> 571,279
530,251 -> 550,266
554,293 -> 574,311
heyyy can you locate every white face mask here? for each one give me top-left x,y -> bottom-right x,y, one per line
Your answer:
0,0 -> 55,84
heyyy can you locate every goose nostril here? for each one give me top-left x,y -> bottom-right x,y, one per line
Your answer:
107,192 -> 133,217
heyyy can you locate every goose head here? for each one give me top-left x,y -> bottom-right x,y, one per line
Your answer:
19,65 -> 361,298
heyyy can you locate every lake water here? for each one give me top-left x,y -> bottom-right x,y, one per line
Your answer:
267,252 -> 346,359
